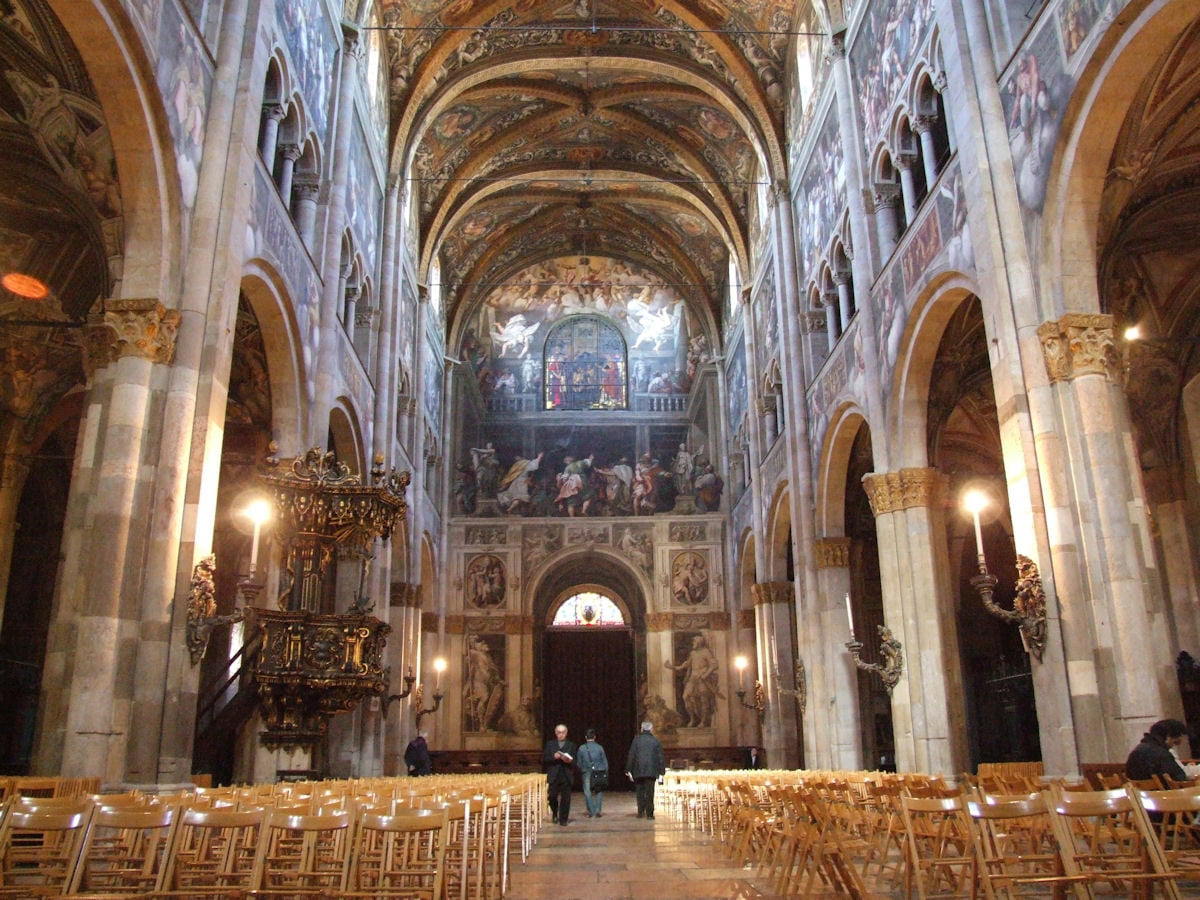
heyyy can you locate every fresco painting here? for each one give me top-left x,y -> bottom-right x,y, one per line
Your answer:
461,257 -> 696,402
725,331 -> 748,434
794,106 -> 845,267
424,339 -> 443,428
156,1 -> 211,209
278,0 -> 336,145
346,115 -> 382,278
850,0 -> 935,143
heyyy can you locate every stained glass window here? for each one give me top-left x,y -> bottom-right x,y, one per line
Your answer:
544,316 -> 627,410
550,591 -> 626,627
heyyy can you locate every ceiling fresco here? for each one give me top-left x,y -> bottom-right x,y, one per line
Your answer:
380,0 -> 798,334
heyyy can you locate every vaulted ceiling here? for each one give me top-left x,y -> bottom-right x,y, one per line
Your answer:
381,0 -> 799,333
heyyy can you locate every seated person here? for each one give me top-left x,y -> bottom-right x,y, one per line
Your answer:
1125,718 -> 1188,783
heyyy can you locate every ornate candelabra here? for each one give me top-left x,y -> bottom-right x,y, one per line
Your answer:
776,658 -> 808,716
963,490 -> 1047,661
244,446 -> 409,752
413,684 -> 445,729
846,625 -> 905,694
735,680 -> 767,719
381,667 -> 417,713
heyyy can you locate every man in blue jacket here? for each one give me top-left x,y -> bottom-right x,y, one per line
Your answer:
625,720 -> 666,819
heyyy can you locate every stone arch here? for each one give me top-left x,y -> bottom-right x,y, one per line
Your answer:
328,402 -> 365,475
42,0 -> 181,299
888,272 -> 986,467
239,265 -> 307,454
525,545 -> 653,622
764,480 -> 793,583
1039,0 -> 1195,318
815,403 -> 871,537
544,583 -> 631,628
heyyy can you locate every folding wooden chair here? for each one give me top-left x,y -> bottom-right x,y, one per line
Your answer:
966,794 -> 1082,898
1129,784 -> 1200,878
901,794 -> 975,899
1046,788 -> 1181,898
341,808 -> 449,899
66,805 -> 179,895
0,802 -> 94,896
154,806 -> 265,897
249,809 -> 352,898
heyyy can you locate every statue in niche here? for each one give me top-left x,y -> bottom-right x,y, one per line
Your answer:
465,635 -> 505,732
497,451 -> 543,515
470,442 -> 501,498
693,463 -> 724,512
671,443 -> 695,496
665,633 -> 720,728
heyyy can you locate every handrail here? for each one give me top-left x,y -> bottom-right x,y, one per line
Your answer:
195,632 -> 261,736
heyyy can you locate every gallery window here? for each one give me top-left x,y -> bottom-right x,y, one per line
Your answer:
543,315 -> 628,410
550,591 -> 626,627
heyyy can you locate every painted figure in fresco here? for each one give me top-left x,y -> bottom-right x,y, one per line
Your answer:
598,457 -> 633,514
470,442 -> 501,498
545,355 -> 566,408
616,526 -> 652,574
497,451 -> 544,514
521,356 -> 540,393
491,313 -> 540,357
466,556 -> 505,609
633,454 -> 662,516
555,455 -> 595,516
453,463 -> 477,515
672,554 -> 709,606
466,636 -> 505,732
665,634 -> 720,729
693,463 -> 724,513
672,444 -> 694,496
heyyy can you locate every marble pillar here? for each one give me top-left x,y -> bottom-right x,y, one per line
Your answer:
862,468 -> 968,776
0,454 -> 32,623
814,536 -> 863,770
751,581 -> 800,766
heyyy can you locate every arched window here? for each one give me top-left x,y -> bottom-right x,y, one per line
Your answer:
543,315 -> 628,410
550,591 -> 626,627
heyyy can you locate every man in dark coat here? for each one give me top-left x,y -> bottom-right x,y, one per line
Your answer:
543,723 -> 577,825
625,720 -> 666,819
404,731 -> 432,776
1126,718 -> 1188,783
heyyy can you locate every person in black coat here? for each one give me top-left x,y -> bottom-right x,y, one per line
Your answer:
625,721 -> 666,819
543,723 -> 577,825
404,731 -> 432,776
1126,718 -> 1188,783
742,746 -> 763,769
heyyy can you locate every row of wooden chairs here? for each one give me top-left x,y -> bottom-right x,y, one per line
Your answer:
0,778 -> 102,802
664,771 -> 1200,898
0,774 -> 546,899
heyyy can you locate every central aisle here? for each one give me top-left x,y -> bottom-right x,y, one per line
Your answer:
506,792 -> 789,899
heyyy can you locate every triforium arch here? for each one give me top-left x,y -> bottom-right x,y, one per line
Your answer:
238,268 -> 308,454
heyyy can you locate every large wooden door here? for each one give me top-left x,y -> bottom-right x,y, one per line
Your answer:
542,628 -> 636,789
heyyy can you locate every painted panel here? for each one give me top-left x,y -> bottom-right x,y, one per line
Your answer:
346,112 -> 382,278
277,0 -> 337,146
725,330 -> 748,434
850,0 -> 936,144
794,104 -> 846,269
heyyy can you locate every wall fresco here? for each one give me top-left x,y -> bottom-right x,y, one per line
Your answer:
346,113 -> 382,279
155,1 -> 212,209
277,0 -> 336,146
725,330 -> 748,434
850,0 -> 935,144
794,104 -> 846,268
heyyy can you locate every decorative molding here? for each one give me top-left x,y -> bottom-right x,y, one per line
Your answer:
83,299 -> 181,377
751,581 -> 794,606
647,611 -> 672,632
466,525 -> 507,545
861,468 -> 947,516
1036,313 -> 1118,383
420,611 -> 439,633
813,537 -> 852,568
389,582 -> 421,609
737,608 -> 756,629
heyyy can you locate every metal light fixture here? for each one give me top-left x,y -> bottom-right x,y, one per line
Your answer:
733,654 -> 766,718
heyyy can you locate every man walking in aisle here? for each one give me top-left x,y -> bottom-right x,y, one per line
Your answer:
625,720 -> 666,819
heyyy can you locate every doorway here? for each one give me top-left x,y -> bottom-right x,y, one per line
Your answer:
542,626 -> 636,789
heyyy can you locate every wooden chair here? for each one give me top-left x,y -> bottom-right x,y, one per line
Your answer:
249,809 -> 352,898
966,794 -> 1081,898
66,805 -> 179,895
1046,788 -> 1181,898
1129,784 -> 1200,878
0,803 -> 95,896
155,806 -> 265,897
341,808 -> 449,899
900,794 -> 976,899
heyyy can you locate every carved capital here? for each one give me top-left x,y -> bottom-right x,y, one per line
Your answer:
912,114 -> 936,135
263,102 -> 286,123
756,395 -> 777,416
821,290 -> 840,309
445,614 -> 465,634
873,184 -> 902,210
83,299 -> 181,378
751,581 -> 794,606
1036,313 -> 1118,383
294,175 -> 320,200
646,611 -> 672,631
737,608 -> 756,629
802,311 -> 828,334
894,150 -> 918,171
280,142 -> 303,162
355,307 -> 380,329
814,537 -> 852,568
389,582 -> 422,609
861,467 -> 947,516
832,270 -> 852,287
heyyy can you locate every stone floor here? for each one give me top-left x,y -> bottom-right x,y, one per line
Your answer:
505,791 -> 798,899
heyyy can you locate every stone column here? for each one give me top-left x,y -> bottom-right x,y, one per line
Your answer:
343,285 -> 360,342
895,153 -> 919,220
751,581 -> 799,765
1143,464 -> 1200,655
276,142 -> 301,201
862,467 -> 968,776
733,607 -> 759,747
1037,314 -> 1181,753
872,187 -> 902,258
0,454 -> 31,622
913,116 -> 940,187
48,300 -> 180,780
822,290 -> 840,350
833,273 -> 853,330
814,536 -> 862,770
293,177 -> 320,247
313,24 -> 362,444
258,103 -> 285,166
